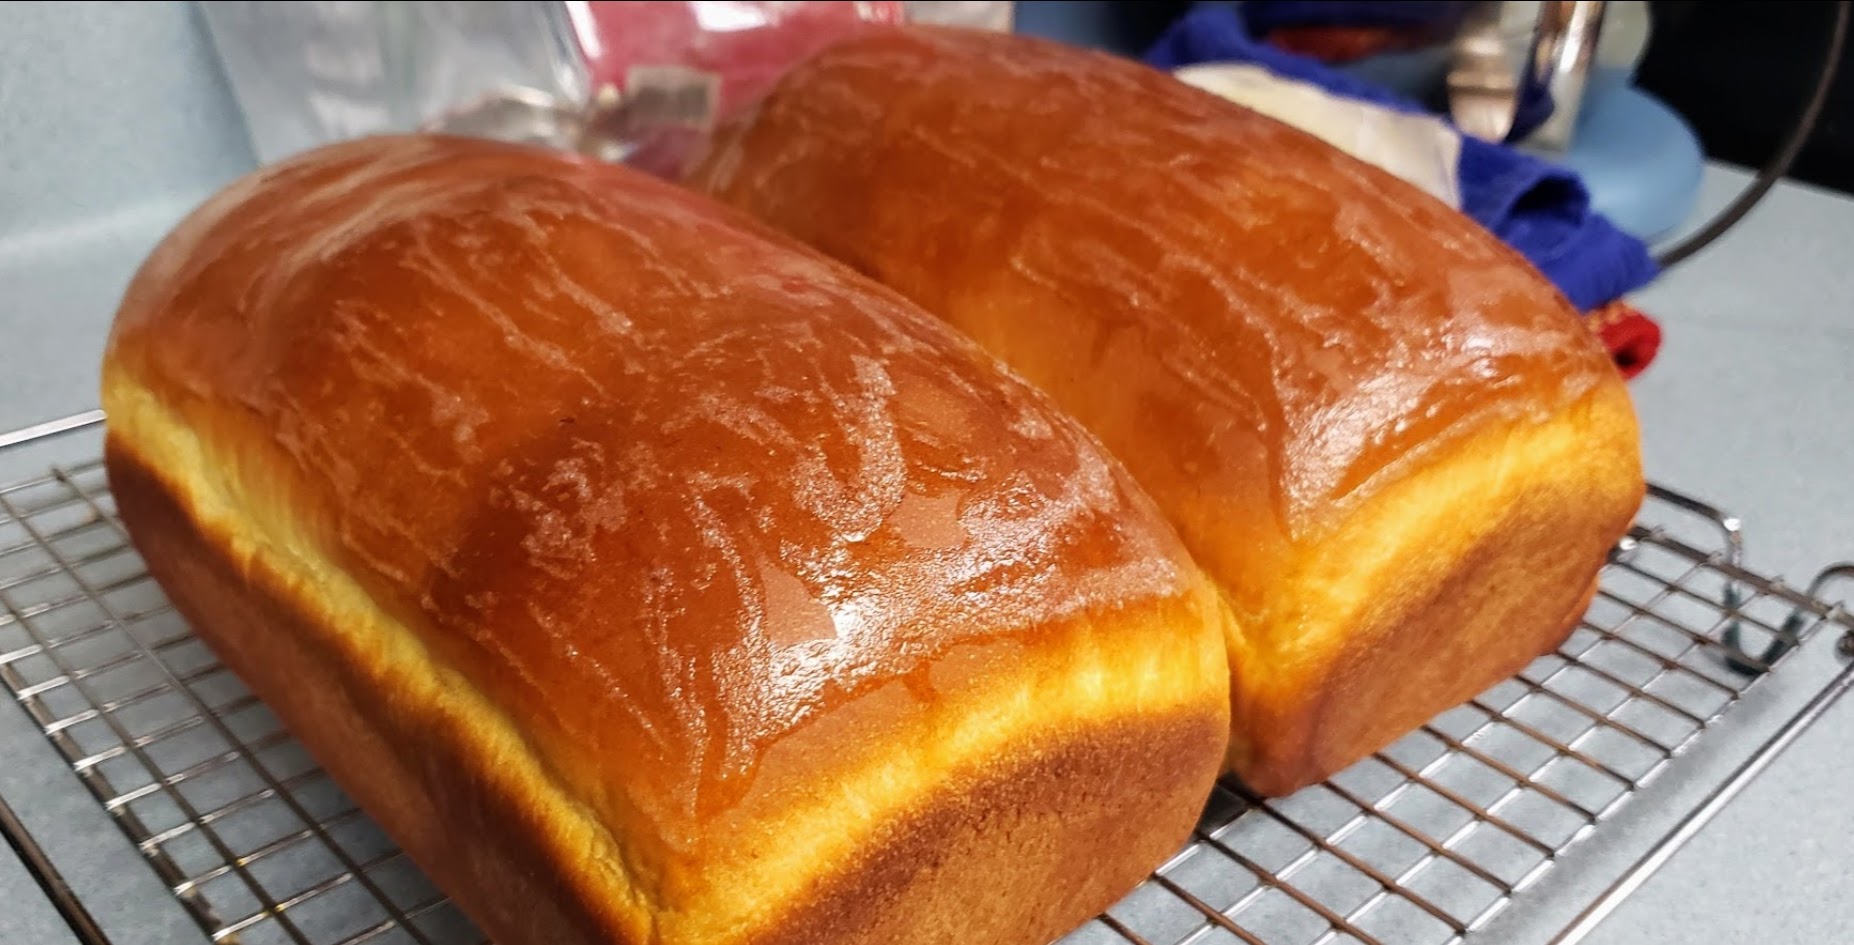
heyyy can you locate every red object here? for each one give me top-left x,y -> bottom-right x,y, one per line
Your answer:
1263,22 -> 1463,63
1265,26 -> 1413,62
1586,301 -> 1662,380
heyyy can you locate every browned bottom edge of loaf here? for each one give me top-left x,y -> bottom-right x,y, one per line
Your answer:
1232,442 -> 1633,800
1237,565 -> 1607,799
106,436 -> 1223,945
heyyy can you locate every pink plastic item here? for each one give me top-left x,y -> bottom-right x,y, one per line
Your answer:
575,1 -> 906,174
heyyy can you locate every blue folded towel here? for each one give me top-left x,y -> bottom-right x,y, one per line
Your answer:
1146,3 -> 1658,312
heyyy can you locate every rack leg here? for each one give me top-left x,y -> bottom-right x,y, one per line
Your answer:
1551,634 -> 1854,944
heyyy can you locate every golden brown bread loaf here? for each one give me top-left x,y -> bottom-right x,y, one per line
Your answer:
689,26 -> 1646,795
101,134 -> 1233,945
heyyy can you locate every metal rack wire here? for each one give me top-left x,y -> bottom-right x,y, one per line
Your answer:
1,415 -> 1850,945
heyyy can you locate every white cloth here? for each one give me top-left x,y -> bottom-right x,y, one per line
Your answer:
1174,63 -> 1464,210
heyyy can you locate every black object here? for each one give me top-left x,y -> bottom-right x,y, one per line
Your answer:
1638,1 -> 1854,196
1648,0 -> 1851,269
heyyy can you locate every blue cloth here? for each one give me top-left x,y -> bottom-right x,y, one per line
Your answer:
1146,4 -> 1658,311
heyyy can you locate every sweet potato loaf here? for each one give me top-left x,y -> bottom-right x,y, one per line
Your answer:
101,134 -> 1233,945
689,26 -> 1646,795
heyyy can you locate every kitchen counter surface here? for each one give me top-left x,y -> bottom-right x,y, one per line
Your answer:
1572,165 -> 1854,945
0,812 -> 81,945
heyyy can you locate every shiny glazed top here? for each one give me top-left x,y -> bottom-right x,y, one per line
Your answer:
105,135 -> 1201,835
690,27 -> 1627,601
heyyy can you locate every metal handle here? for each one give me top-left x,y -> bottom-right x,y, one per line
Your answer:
1523,1 -> 1608,152
1448,0 -> 1608,149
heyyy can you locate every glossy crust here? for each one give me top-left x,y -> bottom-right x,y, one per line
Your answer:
689,26 -> 1646,794
102,134 -> 1232,944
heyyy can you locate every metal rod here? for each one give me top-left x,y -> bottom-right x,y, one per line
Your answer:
0,410 -> 105,451
1643,484 -> 1744,572
0,789 -> 114,945
1551,638 -> 1854,944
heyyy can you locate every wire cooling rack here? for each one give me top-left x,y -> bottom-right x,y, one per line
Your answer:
1,413 -> 1851,945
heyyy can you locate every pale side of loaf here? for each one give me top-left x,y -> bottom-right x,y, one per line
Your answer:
101,134 -> 1233,945
689,26 -> 1646,795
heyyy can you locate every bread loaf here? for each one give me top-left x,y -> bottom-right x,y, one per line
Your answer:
689,26 -> 1646,795
101,134 -> 1233,945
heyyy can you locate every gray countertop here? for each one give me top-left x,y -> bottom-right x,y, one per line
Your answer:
1,4 -> 1851,944
0,811 -> 81,945
1574,167 -> 1854,945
